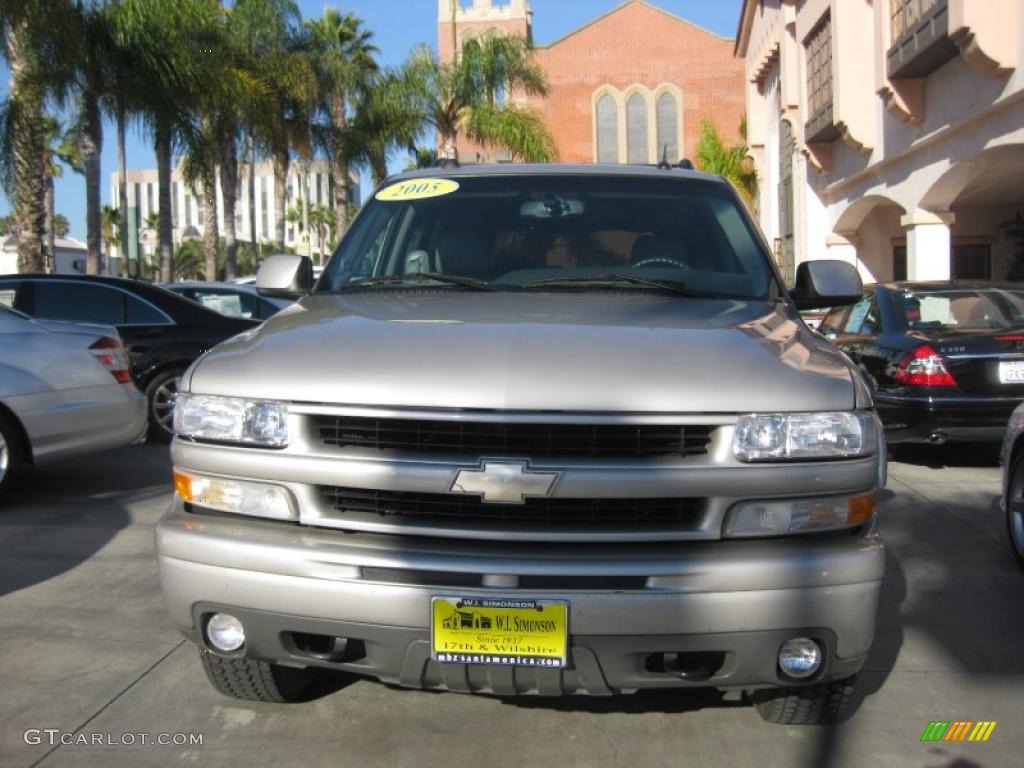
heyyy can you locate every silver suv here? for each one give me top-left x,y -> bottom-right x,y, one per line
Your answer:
157,165 -> 885,724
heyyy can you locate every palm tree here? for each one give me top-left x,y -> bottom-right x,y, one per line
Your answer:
110,0 -> 226,282
100,203 -> 119,269
232,0 -> 313,253
53,0 -> 120,275
347,65 -> 429,187
308,202 -> 335,263
694,118 -> 758,211
406,33 -> 555,163
305,9 -> 377,236
285,198 -> 305,253
0,1 -> 67,273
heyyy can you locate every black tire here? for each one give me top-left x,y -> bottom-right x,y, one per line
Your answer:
199,650 -> 318,702
145,368 -> 183,443
0,410 -> 25,494
1005,452 -> 1024,570
752,676 -> 857,725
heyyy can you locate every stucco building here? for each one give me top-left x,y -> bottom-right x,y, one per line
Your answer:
438,0 -> 746,166
737,0 -> 1024,284
109,160 -> 359,262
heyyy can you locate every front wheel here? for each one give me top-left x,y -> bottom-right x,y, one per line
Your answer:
1005,453 -> 1024,569
199,650 -> 319,702
752,676 -> 857,725
0,411 -> 24,494
145,369 -> 183,443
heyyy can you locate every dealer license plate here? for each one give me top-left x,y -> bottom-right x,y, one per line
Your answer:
431,597 -> 568,668
999,360 -> 1024,384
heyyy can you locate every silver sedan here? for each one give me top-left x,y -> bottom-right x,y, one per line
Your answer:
0,305 -> 147,492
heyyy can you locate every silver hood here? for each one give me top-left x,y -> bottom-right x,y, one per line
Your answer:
186,292 -> 856,413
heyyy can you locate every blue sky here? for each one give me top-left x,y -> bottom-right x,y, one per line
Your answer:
0,0 -> 742,239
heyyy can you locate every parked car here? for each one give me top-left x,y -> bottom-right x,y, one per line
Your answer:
160,164 -> 885,725
161,282 -> 292,320
820,281 -> 1024,445
1000,404 -> 1024,569
0,305 -> 146,492
0,274 -> 258,442
231,265 -> 322,286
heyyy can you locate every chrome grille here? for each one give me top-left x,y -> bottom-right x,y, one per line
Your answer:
314,416 -> 713,458
318,486 -> 703,531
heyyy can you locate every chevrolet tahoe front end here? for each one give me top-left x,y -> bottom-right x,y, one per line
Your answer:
156,166 -> 886,723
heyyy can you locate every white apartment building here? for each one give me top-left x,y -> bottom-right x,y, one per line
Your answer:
110,159 -> 359,258
736,0 -> 1023,284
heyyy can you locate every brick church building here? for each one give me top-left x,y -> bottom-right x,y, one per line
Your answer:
438,0 -> 745,165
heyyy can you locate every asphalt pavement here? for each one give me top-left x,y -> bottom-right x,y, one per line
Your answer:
1,442 -> 1021,768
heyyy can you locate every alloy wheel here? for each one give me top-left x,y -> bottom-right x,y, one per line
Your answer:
1009,459 -> 1024,565
0,430 -> 8,486
152,376 -> 181,434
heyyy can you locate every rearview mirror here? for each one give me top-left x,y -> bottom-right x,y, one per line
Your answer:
790,260 -> 863,311
256,254 -> 314,299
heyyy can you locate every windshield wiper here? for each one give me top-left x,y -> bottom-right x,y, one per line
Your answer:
520,274 -> 700,298
345,273 -> 503,292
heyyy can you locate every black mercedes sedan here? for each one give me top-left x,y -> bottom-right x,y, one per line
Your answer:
819,281 -> 1024,445
0,274 -> 258,442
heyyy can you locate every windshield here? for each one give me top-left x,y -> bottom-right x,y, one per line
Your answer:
318,175 -> 773,300
894,287 -> 1024,331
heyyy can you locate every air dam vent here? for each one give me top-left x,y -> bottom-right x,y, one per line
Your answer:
314,416 -> 714,459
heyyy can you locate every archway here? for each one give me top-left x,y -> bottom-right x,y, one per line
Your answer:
832,196 -> 907,283
921,144 -> 1024,281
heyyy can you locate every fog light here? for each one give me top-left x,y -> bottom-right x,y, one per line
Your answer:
207,613 -> 245,652
778,637 -> 822,679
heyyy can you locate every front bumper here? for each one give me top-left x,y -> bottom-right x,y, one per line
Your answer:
156,501 -> 885,694
877,394 -> 1021,443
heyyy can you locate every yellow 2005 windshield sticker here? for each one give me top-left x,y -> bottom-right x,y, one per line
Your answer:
376,178 -> 460,202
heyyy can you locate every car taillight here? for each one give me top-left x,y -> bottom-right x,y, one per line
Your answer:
89,336 -> 132,383
894,344 -> 956,387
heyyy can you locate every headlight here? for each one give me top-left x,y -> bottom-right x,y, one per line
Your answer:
174,393 -> 288,447
725,494 -> 876,537
733,412 -> 876,462
173,469 -> 296,520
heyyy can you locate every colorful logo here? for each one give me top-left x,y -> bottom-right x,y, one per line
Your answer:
920,721 -> 997,742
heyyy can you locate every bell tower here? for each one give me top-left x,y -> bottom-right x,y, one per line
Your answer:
438,0 -> 533,65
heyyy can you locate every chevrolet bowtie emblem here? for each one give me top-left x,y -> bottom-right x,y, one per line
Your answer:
450,461 -> 559,504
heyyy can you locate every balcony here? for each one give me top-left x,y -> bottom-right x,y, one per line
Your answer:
887,0 -> 957,79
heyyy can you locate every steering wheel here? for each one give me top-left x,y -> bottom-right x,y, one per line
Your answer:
632,257 -> 689,270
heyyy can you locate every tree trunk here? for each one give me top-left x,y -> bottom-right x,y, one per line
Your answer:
248,132 -> 258,262
440,132 -> 458,162
219,133 -> 239,280
272,149 -> 288,252
7,24 -> 46,274
330,92 -> 350,236
44,173 -> 55,273
200,116 -> 219,281
80,85 -> 103,274
116,103 -> 129,277
155,123 -> 174,282
301,162 -> 310,256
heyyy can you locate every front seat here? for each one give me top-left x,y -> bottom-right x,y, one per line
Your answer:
436,227 -> 494,278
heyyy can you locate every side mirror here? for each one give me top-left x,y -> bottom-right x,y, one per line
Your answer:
256,254 -> 314,299
790,260 -> 863,311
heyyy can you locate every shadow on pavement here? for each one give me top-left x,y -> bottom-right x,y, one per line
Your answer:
0,443 -> 170,598
891,442 -> 1001,469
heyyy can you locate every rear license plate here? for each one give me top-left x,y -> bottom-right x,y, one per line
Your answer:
999,360 -> 1024,384
431,597 -> 568,667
